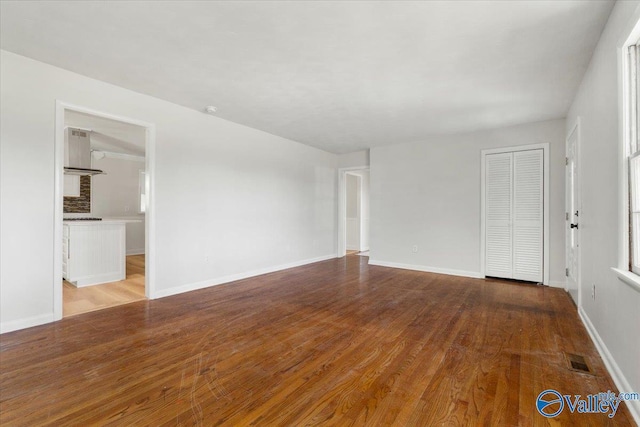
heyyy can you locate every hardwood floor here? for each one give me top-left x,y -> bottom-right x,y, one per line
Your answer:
63,255 -> 145,317
0,255 -> 634,426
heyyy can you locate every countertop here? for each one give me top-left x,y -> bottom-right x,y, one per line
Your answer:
63,217 -> 143,225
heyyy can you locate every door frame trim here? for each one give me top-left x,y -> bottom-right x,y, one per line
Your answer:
54,101 -> 157,320
480,143 -> 550,285
337,166 -> 370,257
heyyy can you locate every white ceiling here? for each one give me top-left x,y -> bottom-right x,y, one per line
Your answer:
65,110 -> 146,157
1,1 -> 614,154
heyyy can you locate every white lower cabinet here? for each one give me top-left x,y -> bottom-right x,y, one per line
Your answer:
63,222 -> 126,287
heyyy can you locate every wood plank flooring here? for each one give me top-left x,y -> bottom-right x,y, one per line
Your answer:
63,255 -> 146,317
0,255 -> 634,426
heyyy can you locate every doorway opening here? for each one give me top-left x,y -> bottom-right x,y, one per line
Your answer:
54,102 -> 155,319
338,167 -> 370,258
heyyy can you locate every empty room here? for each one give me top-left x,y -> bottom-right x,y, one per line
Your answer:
1,1 -> 639,425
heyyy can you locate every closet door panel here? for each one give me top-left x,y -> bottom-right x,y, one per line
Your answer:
513,149 -> 543,282
485,153 -> 513,278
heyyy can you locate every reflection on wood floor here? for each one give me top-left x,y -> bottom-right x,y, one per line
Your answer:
63,254 -> 145,317
3,255 -> 634,425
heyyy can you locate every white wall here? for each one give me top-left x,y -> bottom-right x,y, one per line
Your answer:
91,156 -> 146,255
369,118 -> 566,284
566,0 -> 640,420
337,150 -> 369,168
0,50 -> 337,332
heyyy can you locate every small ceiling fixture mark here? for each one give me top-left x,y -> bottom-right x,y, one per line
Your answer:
204,106 -> 217,114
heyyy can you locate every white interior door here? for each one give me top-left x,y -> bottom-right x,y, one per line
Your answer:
566,126 -> 580,301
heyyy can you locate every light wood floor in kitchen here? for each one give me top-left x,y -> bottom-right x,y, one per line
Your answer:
63,255 -> 145,317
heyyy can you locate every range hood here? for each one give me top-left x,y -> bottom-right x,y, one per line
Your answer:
64,127 -> 105,176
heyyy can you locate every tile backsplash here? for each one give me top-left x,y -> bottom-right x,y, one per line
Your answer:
63,175 -> 91,213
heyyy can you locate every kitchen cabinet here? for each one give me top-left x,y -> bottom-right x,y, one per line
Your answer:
63,221 -> 126,287
63,175 -> 80,197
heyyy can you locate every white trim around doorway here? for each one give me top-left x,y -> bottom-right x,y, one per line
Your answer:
54,101 -> 157,321
337,166 -> 370,258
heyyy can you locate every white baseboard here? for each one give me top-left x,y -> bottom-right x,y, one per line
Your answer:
152,254 -> 338,299
126,249 -> 145,256
0,313 -> 55,334
548,280 -> 566,289
367,259 -> 483,279
579,306 -> 640,424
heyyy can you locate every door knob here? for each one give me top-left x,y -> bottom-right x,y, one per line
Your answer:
570,223 -> 579,229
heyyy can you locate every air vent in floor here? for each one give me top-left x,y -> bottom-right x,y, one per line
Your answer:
565,352 -> 593,375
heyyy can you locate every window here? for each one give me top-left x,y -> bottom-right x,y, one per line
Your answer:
630,153 -> 640,272
138,170 -> 146,214
613,18 -> 640,289
628,43 -> 640,273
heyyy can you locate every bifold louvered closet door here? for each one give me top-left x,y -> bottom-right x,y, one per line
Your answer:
485,149 -> 543,282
